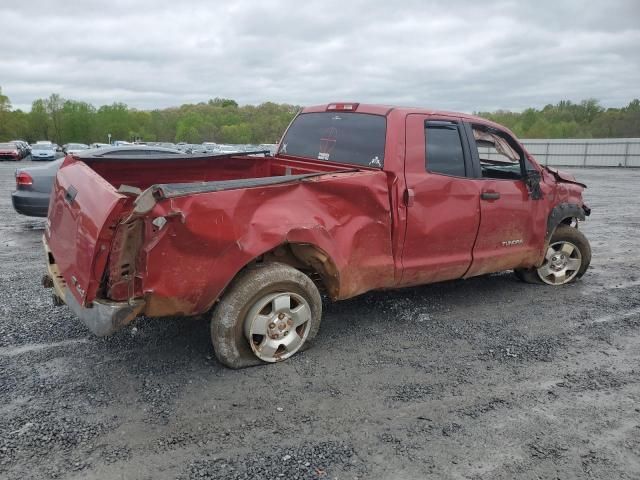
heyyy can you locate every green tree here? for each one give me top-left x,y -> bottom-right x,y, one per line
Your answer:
0,87 -> 13,140
28,99 -> 51,141
45,94 -> 65,143
62,100 -> 95,143
95,103 -> 131,142
219,123 -> 252,143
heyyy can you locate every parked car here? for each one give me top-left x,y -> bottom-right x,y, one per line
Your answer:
12,159 -> 63,216
63,143 -> 89,155
89,143 -> 110,149
9,140 -> 30,159
43,102 -> 591,369
11,146 -> 182,218
216,144 -> 243,153
83,145 -> 183,156
0,142 -> 22,160
30,143 -> 57,161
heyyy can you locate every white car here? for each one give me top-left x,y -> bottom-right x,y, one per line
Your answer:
64,143 -> 89,155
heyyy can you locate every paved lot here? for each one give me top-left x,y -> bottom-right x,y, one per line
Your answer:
0,161 -> 639,480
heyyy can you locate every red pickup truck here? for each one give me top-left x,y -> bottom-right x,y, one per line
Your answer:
43,103 -> 591,368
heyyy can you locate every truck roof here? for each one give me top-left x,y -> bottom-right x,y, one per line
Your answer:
302,103 -> 514,136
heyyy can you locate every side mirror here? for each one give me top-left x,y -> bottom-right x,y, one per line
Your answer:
525,170 -> 543,200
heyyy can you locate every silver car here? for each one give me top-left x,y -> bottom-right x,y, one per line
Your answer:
63,143 -> 89,155
30,143 -> 57,161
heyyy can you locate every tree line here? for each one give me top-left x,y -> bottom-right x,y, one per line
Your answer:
0,88 -> 298,145
0,87 -> 638,144
477,99 -> 640,139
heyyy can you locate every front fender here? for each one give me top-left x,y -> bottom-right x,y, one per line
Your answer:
546,202 -> 588,241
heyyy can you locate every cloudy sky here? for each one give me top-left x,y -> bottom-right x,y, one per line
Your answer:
1,0 -> 639,112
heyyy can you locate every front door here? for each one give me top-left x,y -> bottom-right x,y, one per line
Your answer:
464,123 -> 543,277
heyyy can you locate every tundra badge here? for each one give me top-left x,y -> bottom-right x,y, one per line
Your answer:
502,239 -> 523,247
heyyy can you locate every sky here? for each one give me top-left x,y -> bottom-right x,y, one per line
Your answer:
1,0 -> 639,112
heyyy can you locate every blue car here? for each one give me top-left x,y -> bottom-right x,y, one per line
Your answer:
30,143 -> 57,161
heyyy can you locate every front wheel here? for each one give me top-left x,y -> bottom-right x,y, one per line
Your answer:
515,225 -> 591,285
210,262 -> 322,369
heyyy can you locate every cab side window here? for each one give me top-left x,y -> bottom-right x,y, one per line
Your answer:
472,125 -> 525,180
425,121 -> 467,177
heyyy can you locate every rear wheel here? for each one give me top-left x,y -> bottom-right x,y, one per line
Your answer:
515,225 -> 591,285
210,262 -> 322,369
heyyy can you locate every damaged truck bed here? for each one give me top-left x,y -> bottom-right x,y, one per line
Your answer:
45,149 -> 394,334
44,103 -> 592,368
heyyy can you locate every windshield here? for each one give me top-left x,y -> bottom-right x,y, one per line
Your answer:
0,143 -> 17,149
68,143 -> 88,149
279,112 -> 386,168
33,144 -> 54,150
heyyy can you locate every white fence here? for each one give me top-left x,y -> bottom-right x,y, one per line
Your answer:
520,138 -> 640,167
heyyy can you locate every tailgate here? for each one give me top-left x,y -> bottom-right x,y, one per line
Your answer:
46,160 -> 129,306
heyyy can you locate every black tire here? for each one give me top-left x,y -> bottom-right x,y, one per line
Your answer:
515,225 -> 591,285
210,262 -> 322,369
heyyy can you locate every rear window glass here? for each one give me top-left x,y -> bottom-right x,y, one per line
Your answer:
425,122 -> 466,177
279,112 -> 386,168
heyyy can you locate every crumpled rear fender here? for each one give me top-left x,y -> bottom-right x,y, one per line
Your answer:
139,171 -> 396,317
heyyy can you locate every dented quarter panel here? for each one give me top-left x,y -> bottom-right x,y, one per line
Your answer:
138,170 -> 395,316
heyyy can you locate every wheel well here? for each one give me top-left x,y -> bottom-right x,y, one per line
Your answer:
256,243 -> 340,299
546,203 -> 586,241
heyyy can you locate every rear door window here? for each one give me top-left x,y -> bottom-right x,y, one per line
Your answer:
425,121 -> 467,177
279,112 -> 386,168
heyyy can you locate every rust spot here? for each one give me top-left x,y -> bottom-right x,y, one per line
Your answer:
263,243 -> 340,299
143,293 -> 198,318
107,219 -> 144,300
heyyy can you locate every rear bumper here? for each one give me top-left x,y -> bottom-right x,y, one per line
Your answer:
43,237 -> 145,336
12,191 -> 50,217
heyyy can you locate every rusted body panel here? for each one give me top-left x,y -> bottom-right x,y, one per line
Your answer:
44,102 -> 590,336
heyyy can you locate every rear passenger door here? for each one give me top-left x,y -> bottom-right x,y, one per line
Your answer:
400,114 -> 482,286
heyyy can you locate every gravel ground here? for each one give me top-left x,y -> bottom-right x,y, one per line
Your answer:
0,161 -> 639,480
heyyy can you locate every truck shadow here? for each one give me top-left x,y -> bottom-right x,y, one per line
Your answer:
95,271 -> 531,370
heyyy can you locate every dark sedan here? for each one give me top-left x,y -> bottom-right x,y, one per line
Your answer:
12,145 -> 183,217
12,159 -> 62,217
